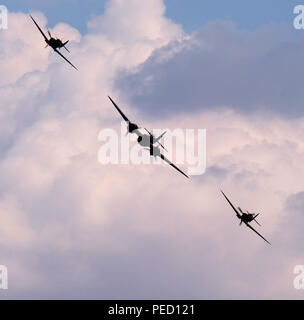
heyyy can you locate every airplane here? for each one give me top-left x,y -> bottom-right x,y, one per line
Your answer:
108,96 -> 189,179
30,15 -> 78,70
221,190 -> 271,245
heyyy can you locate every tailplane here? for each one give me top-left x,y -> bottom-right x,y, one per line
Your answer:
253,213 -> 261,226
155,131 -> 166,142
63,40 -> 70,52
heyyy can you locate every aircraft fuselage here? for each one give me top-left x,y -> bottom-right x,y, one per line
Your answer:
137,134 -> 152,147
239,212 -> 256,223
47,38 -> 65,50
137,135 -> 161,156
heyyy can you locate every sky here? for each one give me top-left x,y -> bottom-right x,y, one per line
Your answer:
5,0 -> 302,33
0,0 -> 304,299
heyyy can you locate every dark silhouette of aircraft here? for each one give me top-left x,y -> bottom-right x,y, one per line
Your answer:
221,190 -> 271,245
144,128 -> 167,151
108,96 -> 140,135
108,96 -> 189,179
30,15 -> 78,70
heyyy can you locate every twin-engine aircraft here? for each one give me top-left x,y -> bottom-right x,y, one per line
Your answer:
221,191 -> 271,245
108,96 -> 189,179
30,15 -> 78,70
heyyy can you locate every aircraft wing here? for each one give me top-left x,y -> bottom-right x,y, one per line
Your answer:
160,154 -> 189,179
30,15 -> 48,42
221,191 -> 242,218
245,222 -> 271,245
108,96 -> 130,123
54,48 -> 78,70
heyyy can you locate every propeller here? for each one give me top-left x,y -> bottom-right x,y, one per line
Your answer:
47,30 -> 52,39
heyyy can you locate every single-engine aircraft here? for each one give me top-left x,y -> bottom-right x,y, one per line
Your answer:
30,15 -> 78,70
221,190 -> 271,245
108,96 -> 189,179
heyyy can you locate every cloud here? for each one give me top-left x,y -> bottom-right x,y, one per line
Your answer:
115,21 -> 304,119
0,0 -> 303,299
87,0 -> 183,44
